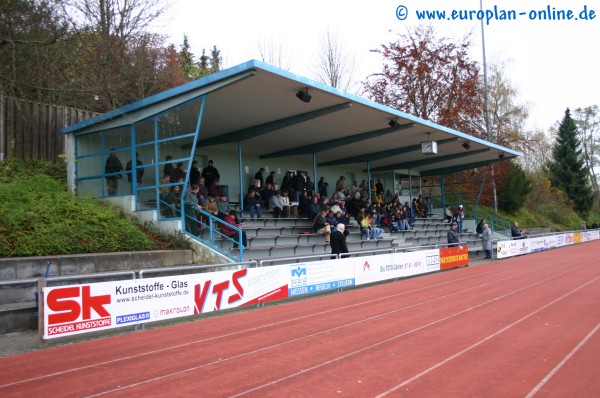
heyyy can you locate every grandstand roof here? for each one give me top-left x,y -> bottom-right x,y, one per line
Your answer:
63,59 -> 520,176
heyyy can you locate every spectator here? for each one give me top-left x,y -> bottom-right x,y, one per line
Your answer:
184,184 -> 203,235
335,176 -> 346,193
330,223 -> 349,256
292,170 -> 305,202
299,190 -> 311,216
305,176 -> 315,196
592,221 -> 599,229
125,153 -> 144,185
444,205 -> 453,223
260,182 -> 275,208
245,190 -> 262,219
201,160 -> 220,188
313,209 -> 332,243
269,190 -> 285,218
476,218 -> 485,238
221,210 -> 247,250
254,167 -> 265,188
454,204 -> 465,234
163,155 -> 174,178
307,196 -> 322,219
104,150 -> 123,196
189,160 -> 201,186
281,190 -> 298,217
482,223 -> 493,259
281,171 -> 293,193
217,193 -> 232,219
165,185 -> 181,217
511,222 -> 525,239
425,197 -> 433,216
197,177 -> 208,205
207,178 -> 223,197
581,221 -> 588,230
265,171 -> 277,187
375,178 -> 384,195
360,213 -> 383,240
447,222 -> 460,247
318,176 -> 329,197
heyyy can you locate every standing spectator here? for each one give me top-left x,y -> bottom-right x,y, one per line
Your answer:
581,221 -> 588,230
221,211 -> 247,250
254,168 -> 265,188
265,171 -> 277,187
292,170 -> 305,202
125,153 -> 144,186
592,221 -> 599,229
335,176 -> 346,193
330,223 -> 349,256
201,160 -> 220,188
305,176 -> 315,196
281,171 -> 293,193
104,150 -> 123,196
454,204 -> 465,234
375,178 -> 384,195
184,184 -> 203,235
189,160 -> 201,185
318,176 -> 329,197
482,223 -> 493,259
170,162 -> 186,184
447,222 -> 460,247
163,155 -> 174,178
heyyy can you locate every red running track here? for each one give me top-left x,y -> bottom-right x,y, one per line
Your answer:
1,242 -> 599,397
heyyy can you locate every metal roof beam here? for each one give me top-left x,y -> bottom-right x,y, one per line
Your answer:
319,137 -> 458,166
184,102 -> 353,149
261,122 -> 415,159
420,157 -> 507,176
367,148 -> 492,172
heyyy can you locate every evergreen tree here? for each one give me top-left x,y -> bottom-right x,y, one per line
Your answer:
498,162 -> 531,212
548,109 -> 594,215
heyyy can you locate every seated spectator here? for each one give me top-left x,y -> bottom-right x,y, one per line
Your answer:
298,190 -> 311,216
197,177 -> 208,205
207,178 -> 223,197
360,213 -> 383,240
217,193 -> 233,219
245,190 -> 262,219
269,190 -> 285,218
221,210 -> 247,250
260,182 -> 275,208
444,205 -> 453,223
425,197 -> 433,216
307,196 -> 322,219
389,213 -> 401,233
281,190 -> 298,217
313,209 -> 331,242
511,221 -> 525,239
203,194 -> 220,218
265,171 -> 277,187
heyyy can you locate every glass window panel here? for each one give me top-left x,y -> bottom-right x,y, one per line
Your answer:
135,143 -> 155,166
158,137 -> 193,171
77,155 -> 103,179
157,98 -> 203,140
135,118 -> 155,145
137,188 -> 158,210
136,165 -> 157,188
104,126 -> 131,150
77,178 -> 104,198
77,133 -> 102,156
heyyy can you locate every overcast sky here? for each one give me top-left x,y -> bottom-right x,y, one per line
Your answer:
157,0 -> 599,132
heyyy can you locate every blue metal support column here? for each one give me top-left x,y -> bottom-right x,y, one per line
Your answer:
409,169 -> 413,204
367,161 -> 372,201
313,153 -> 317,194
457,172 -> 461,205
441,175 -> 446,209
238,141 -> 244,217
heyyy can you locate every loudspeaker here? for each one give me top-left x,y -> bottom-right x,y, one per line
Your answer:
296,90 -> 311,103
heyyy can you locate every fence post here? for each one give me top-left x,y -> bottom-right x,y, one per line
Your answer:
37,277 -> 47,345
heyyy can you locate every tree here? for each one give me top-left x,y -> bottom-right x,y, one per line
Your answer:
548,109 -> 594,215
363,25 -> 482,134
256,35 -> 292,70
313,29 -> 357,92
497,161 -> 531,212
573,105 -> 600,205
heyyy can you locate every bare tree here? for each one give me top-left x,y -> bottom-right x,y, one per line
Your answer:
256,35 -> 293,70
313,29 -> 357,92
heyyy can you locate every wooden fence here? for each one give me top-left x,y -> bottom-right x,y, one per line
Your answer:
0,91 -> 98,162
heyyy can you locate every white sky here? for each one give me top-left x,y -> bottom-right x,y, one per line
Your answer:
156,0 -> 600,132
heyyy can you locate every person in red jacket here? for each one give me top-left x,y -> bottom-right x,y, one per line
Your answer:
220,211 -> 247,250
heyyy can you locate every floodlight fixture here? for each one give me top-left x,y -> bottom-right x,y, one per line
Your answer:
462,142 -> 471,150
296,88 -> 312,103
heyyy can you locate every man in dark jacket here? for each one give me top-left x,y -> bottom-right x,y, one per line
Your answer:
447,222 -> 460,247
330,223 -> 349,256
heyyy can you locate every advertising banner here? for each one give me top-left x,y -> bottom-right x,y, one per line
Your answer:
43,266 -> 288,339
354,250 -> 439,286
288,259 -> 355,297
439,246 -> 469,270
